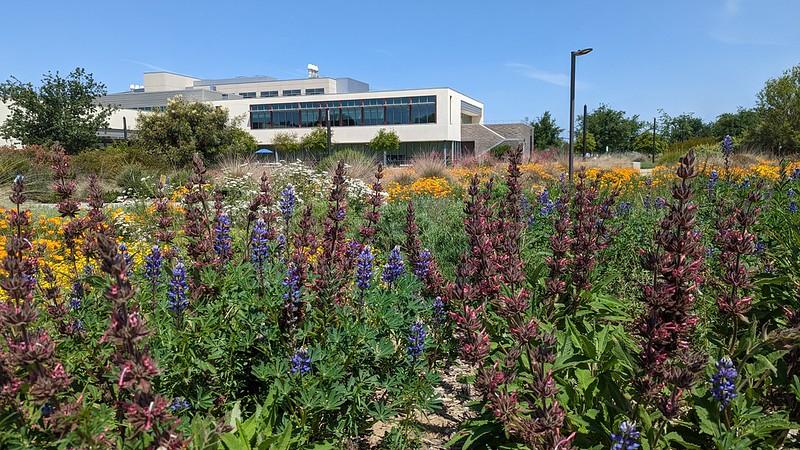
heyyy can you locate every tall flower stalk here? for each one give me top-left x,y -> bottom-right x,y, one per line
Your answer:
0,175 -> 71,433
96,231 -> 185,447
359,164 -> 384,246
636,150 -> 706,419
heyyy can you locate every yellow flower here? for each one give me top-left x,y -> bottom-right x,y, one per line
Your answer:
387,177 -> 452,202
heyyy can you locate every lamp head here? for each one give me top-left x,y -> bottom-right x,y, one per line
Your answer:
573,48 -> 593,56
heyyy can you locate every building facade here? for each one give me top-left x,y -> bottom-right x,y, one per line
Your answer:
94,67 -> 530,163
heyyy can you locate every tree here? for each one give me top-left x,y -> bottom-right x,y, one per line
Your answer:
574,131 -> 597,154
271,132 -> 300,154
633,131 -> 667,160
300,127 -> 330,154
582,104 -> 643,152
0,67 -> 114,153
530,111 -> 564,149
711,108 -> 758,139
368,128 -> 401,153
659,111 -> 711,143
136,96 -> 256,166
746,64 -> 800,154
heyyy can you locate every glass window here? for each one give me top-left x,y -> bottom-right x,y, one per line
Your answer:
411,103 -> 436,124
250,111 -> 270,129
301,109 -> 320,127
273,110 -> 299,128
305,88 -> 324,95
283,89 -> 301,97
260,90 -> 278,97
341,107 -> 361,126
240,92 -> 256,98
363,106 -> 385,126
386,105 -> 410,125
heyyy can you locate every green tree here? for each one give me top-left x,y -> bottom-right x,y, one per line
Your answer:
711,108 -> 758,139
136,96 -> 255,166
530,111 -> 564,149
581,104 -> 643,152
0,67 -> 115,153
633,131 -> 667,160
659,111 -> 711,143
300,127 -> 330,154
368,128 -> 401,154
573,130 -> 597,154
746,65 -> 800,154
271,132 -> 300,154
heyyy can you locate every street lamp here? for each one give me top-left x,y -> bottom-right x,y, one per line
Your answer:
568,47 -> 592,182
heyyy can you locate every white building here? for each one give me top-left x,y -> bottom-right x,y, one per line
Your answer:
98,67 -> 531,164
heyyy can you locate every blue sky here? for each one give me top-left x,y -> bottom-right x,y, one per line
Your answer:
1,0 -> 798,132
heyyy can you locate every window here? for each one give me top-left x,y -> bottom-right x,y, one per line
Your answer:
386,105 -> 410,125
260,91 -> 278,97
240,92 -> 256,99
250,111 -> 271,129
411,103 -> 436,124
305,88 -> 324,95
363,106 -> 385,126
247,95 -> 435,129
221,94 -> 229,99
282,89 -> 301,97
301,109 -> 320,127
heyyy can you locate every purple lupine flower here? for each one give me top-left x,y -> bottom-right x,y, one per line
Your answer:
432,296 -> 446,324
214,213 -> 232,263
355,246 -> 374,290
791,168 -> 800,180
407,321 -> 426,361
611,421 -> 641,450
290,348 -> 312,375
119,243 -> 133,276
83,264 -> 94,276
68,280 -> 83,310
740,178 -> 751,189
276,234 -> 287,257
790,189 -> 798,213
381,246 -> 405,285
654,196 -> 666,209
414,249 -> 433,279
708,170 -> 719,191
144,245 -> 163,285
755,240 -> 767,254
643,194 -> 652,209
279,184 -> 297,225
710,356 -> 737,409
538,189 -> 555,216
41,403 -> 56,417
250,219 -> 270,270
170,397 -> 191,412
616,201 -> 632,215
282,262 -> 301,301
167,261 -> 189,313
721,135 -> 734,157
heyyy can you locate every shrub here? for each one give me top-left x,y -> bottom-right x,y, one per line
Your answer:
489,143 -> 511,159
317,148 -> 377,181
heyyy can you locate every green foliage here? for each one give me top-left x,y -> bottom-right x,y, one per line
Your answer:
582,104 -> 643,152
633,130 -> 667,159
0,67 -> 114,153
369,128 -> 401,153
746,64 -> 800,154
574,131 -> 597,154
270,132 -> 300,154
712,108 -> 758,140
71,143 -> 169,179
489,143 -> 512,159
135,96 -> 256,166
530,111 -> 564,149
658,110 -> 711,143
300,127 -> 330,154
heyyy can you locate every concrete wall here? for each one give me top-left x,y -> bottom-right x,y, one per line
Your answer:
0,102 -> 17,147
208,78 -> 339,96
143,72 -> 198,92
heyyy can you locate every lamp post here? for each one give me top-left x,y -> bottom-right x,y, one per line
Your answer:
568,47 -> 592,182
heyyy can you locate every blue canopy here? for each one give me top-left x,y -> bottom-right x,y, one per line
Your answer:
255,148 -> 273,155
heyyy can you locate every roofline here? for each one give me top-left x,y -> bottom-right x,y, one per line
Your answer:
142,70 -> 200,79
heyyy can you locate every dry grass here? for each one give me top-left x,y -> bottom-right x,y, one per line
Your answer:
410,152 -> 448,179
215,154 -> 258,178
